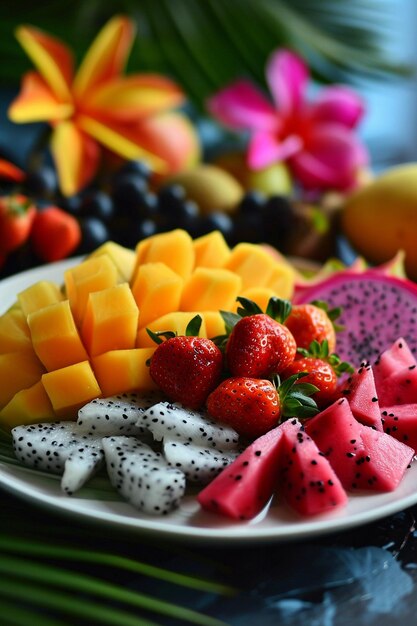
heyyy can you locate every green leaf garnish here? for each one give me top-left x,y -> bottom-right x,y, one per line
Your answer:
185,315 -> 203,337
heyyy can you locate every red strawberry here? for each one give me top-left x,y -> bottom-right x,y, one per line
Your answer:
285,302 -> 338,353
222,297 -> 297,378
282,340 -> 354,407
148,316 -> 223,409
0,194 -> 36,254
31,206 -> 81,263
207,374 -> 318,439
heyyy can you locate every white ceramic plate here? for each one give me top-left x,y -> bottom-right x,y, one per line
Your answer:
1,258 -> 417,544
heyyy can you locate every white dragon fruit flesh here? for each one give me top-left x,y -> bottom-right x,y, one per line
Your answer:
162,439 -> 239,483
139,402 -> 239,449
102,436 -> 186,515
294,271 -> 417,365
12,422 -> 104,495
77,391 -> 163,437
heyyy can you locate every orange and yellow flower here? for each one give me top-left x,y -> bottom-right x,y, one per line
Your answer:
8,16 -> 200,196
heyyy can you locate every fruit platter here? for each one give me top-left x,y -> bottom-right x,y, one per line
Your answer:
1,228 -> 417,544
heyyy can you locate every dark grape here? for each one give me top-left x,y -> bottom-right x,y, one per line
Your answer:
201,212 -> 234,240
262,195 -> 296,248
157,184 -> 187,215
25,165 -> 57,198
77,217 -> 109,254
81,191 -> 115,222
136,192 -> 159,218
112,174 -> 149,217
57,194 -> 83,216
118,159 -> 151,180
238,190 -> 267,214
232,211 -> 265,244
135,219 -> 158,240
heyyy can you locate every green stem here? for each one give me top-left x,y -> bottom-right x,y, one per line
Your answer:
0,536 -> 237,596
0,555 -> 228,626
0,598 -> 64,626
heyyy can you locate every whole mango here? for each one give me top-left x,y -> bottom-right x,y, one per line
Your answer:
341,163 -> 417,279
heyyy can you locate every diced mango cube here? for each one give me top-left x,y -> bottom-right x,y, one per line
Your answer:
81,283 -> 139,357
42,361 -> 101,418
237,287 -> 277,313
136,312 -> 207,348
180,268 -> 241,312
89,241 -> 136,283
0,351 -> 45,408
64,255 -> 118,326
27,300 -> 88,371
0,308 -> 32,354
92,348 -> 157,397
132,263 -> 183,329
18,280 -> 64,317
265,263 -> 296,300
0,381 -> 55,429
132,229 -> 194,282
200,311 -> 226,339
224,243 -> 278,290
193,231 -> 231,268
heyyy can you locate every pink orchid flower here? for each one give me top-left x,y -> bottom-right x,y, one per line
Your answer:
208,49 -> 368,191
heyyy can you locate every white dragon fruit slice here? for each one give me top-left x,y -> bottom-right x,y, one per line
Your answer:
139,402 -> 239,450
102,436 -> 186,515
162,439 -> 239,483
12,422 -> 104,494
77,391 -> 164,436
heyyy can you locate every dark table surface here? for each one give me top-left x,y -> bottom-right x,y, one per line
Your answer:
1,93 -> 417,626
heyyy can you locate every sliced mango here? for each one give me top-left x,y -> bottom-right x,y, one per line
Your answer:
136,311 -> 207,348
64,255 -> 118,326
132,229 -> 194,282
27,300 -> 88,371
200,311 -> 226,339
18,280 -> 64,317
193,231 -> 231,268
180,267 -> 241,312
132,262 -> 183,329
89,241 -> 136,283
224,243 -> 278,290
92,348 -> 157,397
81,283 -> 139,357
0,381 -> 55,429
0,308 -> 32,354
42,361 -> 101,418
265,263 -> 296,300
0,351 -> 45,408
237,287 -> 278,313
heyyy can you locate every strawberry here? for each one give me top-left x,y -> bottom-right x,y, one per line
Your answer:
148,315 -> 223,409
282,340 -> 354,407
206,374 -> 319,439
0,194 -> 36,254
0,159 -> 26,183
30,206 -> 81,263
221,297 -> 297,378
285,301 -> 340,353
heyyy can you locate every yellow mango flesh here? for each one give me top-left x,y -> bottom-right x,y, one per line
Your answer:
81,283 -> 139,357
180,267 -> 242,312
64,255 -> 118,326
0,381 -> 55,429
92,348 -> 157,397
0,351 -> 45,408
132,229 -> 194,282
18,280 -> 64,317
89,241 -> 136,283
27,300 -> 88,371
235,287 -> 278,314
200,311 -> 226,339
136,311 -> 207,348
193,231 -> 231,268
0,308 -> 32,354
132,262 -> 184,329
225,243 -> 281,290
42,361 -> 101,418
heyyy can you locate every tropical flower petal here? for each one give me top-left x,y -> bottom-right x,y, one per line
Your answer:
266,49 -> 309,114
84,75 -> 185,122
248,131 -> 302,169
312,85 -> 365,128
128,111 -> 201,176
0,159 -> 26,182
8,72 -> 73,123
77,114 -> 169,173
73,16 -> 135,99
15,25 -> 73,101
207,79 -> 277,131
289,123 -> 368,191
51,121 -> 100,196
